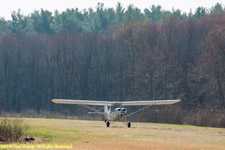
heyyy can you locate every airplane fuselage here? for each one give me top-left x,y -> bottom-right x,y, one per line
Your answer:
105,107 -> 127,121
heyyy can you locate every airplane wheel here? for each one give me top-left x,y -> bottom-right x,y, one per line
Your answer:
127,122 -> 131,128
106,121 -> 110,127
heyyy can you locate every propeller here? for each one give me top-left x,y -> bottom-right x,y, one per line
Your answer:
120,107 -> 127,117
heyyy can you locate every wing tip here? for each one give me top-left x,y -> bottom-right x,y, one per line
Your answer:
52,99 -> 58,103
173,99 -> 181,103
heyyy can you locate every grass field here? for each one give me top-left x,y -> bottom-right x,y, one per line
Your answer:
2,118 -> 225,150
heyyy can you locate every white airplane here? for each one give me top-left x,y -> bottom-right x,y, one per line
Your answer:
52,99 -> 181,128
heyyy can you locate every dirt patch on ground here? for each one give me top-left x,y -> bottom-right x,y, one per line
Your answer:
72,141 -> 224,150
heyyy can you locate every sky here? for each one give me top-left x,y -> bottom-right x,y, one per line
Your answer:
0,0 -> 224,20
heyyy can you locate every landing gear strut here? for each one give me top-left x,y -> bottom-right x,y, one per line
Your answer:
105,120 -> 131,128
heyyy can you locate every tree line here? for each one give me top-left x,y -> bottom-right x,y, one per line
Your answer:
0,3 -> 224,34
0,3 -> 224,127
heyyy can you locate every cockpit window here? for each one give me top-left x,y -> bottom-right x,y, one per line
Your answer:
123,108 -> 126,111
117,108 -> 121,111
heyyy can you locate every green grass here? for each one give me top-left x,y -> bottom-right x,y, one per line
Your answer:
28,126 -> 81,142
133,133 -> 152,137
1,117 -> 225,150
144,122 -> 222,130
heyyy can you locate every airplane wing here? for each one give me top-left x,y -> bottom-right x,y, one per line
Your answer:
52,99 -> 115,106
52,99 -> 180,106
120,99 -> 181,106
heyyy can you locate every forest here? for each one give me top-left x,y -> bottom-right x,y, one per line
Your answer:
0,3 -> 224,127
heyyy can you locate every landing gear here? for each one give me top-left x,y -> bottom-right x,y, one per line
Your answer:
106,121 -> 110,127
105,120 -> 131,128
127,122 -> 131,128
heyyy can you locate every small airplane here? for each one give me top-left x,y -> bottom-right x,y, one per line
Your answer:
52,99 -> 181,128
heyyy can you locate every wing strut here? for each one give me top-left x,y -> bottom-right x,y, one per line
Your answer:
79,104 -> 105,115
126,105 -> 152,118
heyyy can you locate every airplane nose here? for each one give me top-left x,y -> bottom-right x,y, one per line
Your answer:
118,112 -> 123,117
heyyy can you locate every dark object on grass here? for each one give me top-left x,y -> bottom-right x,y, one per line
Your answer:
25,137 -> 35,142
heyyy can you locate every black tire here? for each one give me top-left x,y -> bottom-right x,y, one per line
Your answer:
106,121 -> 110,127
127,122 -> 131,128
